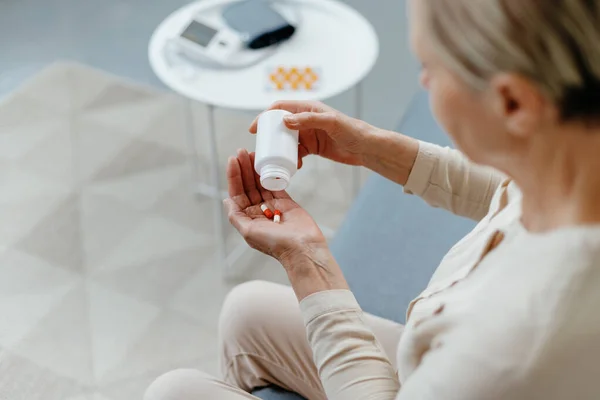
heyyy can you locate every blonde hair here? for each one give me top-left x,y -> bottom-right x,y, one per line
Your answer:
424,0 -> 600,122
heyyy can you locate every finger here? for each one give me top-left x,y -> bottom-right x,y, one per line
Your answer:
249,101 -> 325,133
237,149 -> 262,205
298,144 -> 310,169
249,113 -> 261,134
249,152 -> 274,202
298,144 -> 310,161
256,174 -> 274,202
224,198 -> 252,235
284,111 -> 340,132
272,189 -> 293,200
270,100 -> 322,114
226,156 -> 251,209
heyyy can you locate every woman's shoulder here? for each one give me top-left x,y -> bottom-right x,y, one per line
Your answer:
400,226 -> 600,398
469,225 -> 600,353
443,225 -> 600,346
399,230 -> 600,397
506,224 -> 600,278
520,226 -> 600,328
507,230 -> 600,398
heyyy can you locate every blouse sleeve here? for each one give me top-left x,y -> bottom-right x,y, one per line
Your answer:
404,141 -> 505,221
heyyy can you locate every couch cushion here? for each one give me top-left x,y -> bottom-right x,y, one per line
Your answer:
253,386 -> 307,400
330,91 -> 475,324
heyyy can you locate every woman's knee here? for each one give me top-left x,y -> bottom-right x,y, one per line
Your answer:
218,281 -> 300,360
217,281 -> 315,391
218,280 -> 287,342
144,369 -> 212,400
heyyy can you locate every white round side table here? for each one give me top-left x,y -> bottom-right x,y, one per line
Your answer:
149,0 -> 379,277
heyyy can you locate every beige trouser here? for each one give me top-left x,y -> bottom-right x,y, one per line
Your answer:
144,281 -> 404,400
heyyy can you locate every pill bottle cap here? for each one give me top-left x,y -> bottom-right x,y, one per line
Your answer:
260,164 -> 291,191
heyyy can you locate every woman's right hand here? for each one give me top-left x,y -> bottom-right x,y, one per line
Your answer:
249,101 -> 372,168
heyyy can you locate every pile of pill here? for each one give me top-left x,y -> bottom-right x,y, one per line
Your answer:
260,204 -> 282,223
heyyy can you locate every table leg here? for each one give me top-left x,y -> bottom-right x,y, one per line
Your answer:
205,104 -> 230,277
352,82 -> 364,196
186,101 -> 252,280
185,99 -> 201,185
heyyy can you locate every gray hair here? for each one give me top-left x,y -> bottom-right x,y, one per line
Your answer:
423,0 -> 600,123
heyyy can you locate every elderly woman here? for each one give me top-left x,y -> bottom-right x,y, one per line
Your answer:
146,0 -> 600,399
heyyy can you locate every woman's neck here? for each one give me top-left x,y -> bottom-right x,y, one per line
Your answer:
506,125 -> 600,232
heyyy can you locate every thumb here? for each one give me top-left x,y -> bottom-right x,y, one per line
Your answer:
284,112 -> 342,132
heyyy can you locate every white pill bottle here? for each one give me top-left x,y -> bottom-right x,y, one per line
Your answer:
255,110 -> 299,191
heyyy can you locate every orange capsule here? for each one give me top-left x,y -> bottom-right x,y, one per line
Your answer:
261,204 -> 274,219
274,210 -> 282,223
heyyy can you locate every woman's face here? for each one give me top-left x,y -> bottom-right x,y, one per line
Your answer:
409,0 -> 511,165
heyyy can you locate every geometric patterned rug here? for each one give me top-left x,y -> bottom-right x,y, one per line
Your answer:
0,62 -> 357,399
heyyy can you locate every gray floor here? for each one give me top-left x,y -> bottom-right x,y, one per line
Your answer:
0,0 -> 419,129
0,61 -> 358,400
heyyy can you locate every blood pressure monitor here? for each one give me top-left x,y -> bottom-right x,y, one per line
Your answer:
168,2 -> 299,70
174,18 -> 243,66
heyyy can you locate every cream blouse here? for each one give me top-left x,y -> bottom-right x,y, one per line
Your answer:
300,141 -> 600,400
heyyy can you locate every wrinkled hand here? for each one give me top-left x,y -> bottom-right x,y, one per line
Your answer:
249,100 -> 369,169
224,149 -> 326,263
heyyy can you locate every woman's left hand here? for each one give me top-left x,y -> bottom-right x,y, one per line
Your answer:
224,149 -> 327,265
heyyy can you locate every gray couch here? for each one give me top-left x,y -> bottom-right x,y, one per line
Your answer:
253,91 -> 475,400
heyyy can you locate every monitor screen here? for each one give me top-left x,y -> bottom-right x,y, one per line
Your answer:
181,20 -> 218,47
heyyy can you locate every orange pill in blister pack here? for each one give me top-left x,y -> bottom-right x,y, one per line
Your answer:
266,66 -> 321,92
260,204 -> 274,220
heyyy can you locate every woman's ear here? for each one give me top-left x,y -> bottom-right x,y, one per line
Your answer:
489,73 -> 547,138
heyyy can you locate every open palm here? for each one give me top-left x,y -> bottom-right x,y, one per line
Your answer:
224,149 -> 325,261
